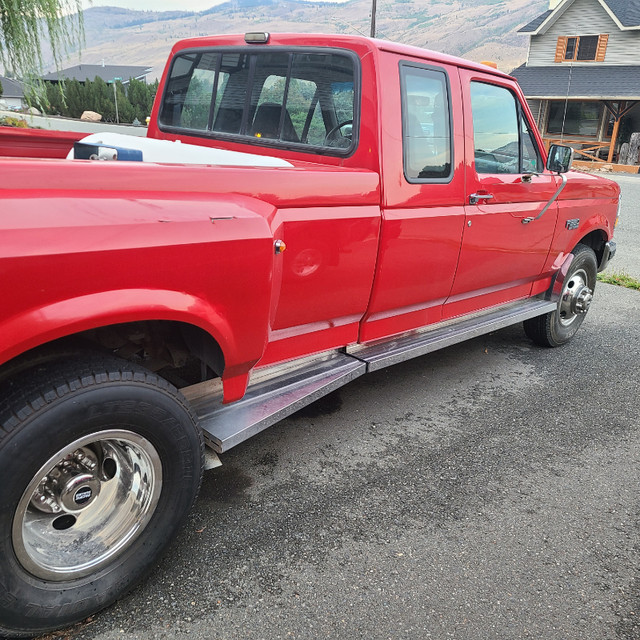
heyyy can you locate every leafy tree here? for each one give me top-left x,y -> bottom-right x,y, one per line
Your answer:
64,79 -> 86,118
39,76 -> 158,124
0,0 -> 83,80
127,77 -> 154,122
0,80 -> 3,98
87,77 -> 113,117
113,80 -> 134,123
44,82 -> 65,114
148,79 -> 159,108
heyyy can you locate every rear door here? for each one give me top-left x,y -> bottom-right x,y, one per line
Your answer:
359,55 -> 466,343
444,70 -> 559,319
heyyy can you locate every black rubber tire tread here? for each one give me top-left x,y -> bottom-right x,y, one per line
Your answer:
0,339 -> 104,388
523,244 -> 598,348
0,354 -> 204,638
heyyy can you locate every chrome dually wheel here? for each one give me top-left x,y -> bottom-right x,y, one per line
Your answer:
524,243 -> 598,347
13,430 -> 162,581
558,267 -> 593,327
0,356 -> 203,639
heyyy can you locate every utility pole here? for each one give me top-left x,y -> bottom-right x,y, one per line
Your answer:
370,0 -> 377,38
111,77 -> 121,124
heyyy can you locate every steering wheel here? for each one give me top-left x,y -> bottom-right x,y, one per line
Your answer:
324,120 -> 353,147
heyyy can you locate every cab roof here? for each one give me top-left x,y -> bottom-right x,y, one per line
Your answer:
170,32 -> 512,81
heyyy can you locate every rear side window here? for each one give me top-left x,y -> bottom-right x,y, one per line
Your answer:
470,82 -> 542,174
159,48 -> 358,156
400,63 -> 453,182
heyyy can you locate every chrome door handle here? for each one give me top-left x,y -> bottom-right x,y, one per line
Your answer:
469,193 -> 494,205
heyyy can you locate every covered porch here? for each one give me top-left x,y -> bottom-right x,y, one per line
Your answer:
512,64 -> 640,171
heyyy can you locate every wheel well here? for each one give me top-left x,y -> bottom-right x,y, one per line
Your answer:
574,230 -> 607,268
0,321 -> 224,389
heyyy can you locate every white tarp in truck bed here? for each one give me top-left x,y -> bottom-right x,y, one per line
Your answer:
66,132 -> 293,167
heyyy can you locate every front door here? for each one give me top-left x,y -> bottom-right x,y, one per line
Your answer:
444,71 -> 559,319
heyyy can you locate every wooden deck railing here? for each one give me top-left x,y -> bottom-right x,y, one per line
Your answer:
542,137 -> 612,163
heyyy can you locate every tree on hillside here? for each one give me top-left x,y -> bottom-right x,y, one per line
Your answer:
0,0 -> 83,79
0,80 -> 3,98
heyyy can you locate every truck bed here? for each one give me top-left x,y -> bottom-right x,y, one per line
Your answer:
0,125 -> 84,159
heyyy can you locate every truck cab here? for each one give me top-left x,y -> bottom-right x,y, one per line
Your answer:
149,32 -> 617,353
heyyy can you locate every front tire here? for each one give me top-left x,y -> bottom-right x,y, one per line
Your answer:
0,356 -> 203,638
524,244 -> 598,347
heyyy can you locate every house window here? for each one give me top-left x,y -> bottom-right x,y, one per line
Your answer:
576,35 -> 599,60
547,101 -> 602,137
556,35 -> 608,62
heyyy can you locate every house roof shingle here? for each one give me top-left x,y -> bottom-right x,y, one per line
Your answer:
518,0 -> 640,33
602,0 -> 640,27
0,75 -> 24,99
512,64 -> 640,99
42,64 -> 152,83
519,10 -> 553,33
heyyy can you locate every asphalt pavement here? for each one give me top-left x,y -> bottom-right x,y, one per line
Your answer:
46,175 -> 639,640
602,173 -> 640,278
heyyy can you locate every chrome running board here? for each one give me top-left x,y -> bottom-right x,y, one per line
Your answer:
183,351 -> 366,452
183,297 -> 557,453
349,298 -> 557,371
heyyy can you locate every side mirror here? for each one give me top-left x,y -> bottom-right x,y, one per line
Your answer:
546,144 -> 574,173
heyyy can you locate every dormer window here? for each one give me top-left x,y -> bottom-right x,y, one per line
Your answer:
564,37 -> 578,60
564,36 -> 598,61
555,35 -> 608,62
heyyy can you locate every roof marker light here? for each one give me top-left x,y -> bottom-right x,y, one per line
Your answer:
245,32 -> 270,44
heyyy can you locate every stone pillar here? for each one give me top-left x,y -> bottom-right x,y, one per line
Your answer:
628,132 -> 640,165
620,142 -> 630,165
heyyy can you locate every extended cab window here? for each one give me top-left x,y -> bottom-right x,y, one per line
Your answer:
470,82 -> 541,174
401,64 -> 452,181
159,48 -> 358,155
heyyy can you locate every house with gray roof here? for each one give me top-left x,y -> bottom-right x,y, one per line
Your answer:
42,64 -> 152,85
512,0 -> 640,165
0,75 -> 25,110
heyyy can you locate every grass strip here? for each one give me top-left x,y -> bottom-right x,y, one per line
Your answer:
598,270 -> 640,290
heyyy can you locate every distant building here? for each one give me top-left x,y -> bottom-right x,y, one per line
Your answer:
0,75 -> 25,110
512,0 -> 640,165
42,64 -> 153,85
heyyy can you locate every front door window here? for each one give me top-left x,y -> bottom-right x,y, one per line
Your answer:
470,82 -> 541,174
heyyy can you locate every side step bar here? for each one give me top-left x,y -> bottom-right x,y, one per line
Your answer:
349,298 -> 557,371
183,297 -> 557,453
183,352 -> 366,452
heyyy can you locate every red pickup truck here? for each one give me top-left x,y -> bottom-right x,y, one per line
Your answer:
0,33 -> 619,637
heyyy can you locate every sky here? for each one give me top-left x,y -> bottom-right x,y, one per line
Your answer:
82,0 -> 347,11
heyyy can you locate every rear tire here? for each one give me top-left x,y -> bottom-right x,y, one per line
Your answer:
524,244 -> 598,347
0,356 -> 203,638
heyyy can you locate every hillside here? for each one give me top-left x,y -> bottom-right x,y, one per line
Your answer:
51,0 -> 549,79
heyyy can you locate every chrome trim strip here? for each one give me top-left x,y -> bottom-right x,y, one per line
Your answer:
350,298 -> 557,372
522,173 -> 567,224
